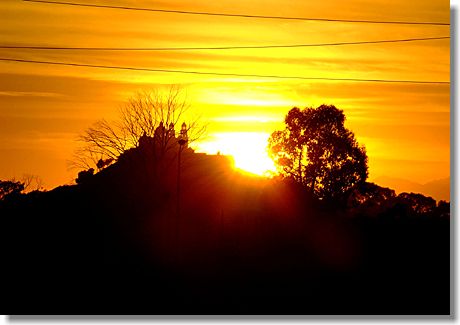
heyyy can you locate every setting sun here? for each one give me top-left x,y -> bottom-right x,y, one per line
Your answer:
195,132 -> 277,176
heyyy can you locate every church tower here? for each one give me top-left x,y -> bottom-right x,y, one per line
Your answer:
178,122 -> 188,146
168,122 -> 175,138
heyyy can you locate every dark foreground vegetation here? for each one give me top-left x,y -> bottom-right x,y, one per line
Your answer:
4,142 -> 450,315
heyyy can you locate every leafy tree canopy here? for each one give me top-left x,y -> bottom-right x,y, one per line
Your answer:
0,179 -> 24,200
268,105 -> 368,200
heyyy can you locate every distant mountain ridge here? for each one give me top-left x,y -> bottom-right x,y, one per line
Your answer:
374,176 -> 450,201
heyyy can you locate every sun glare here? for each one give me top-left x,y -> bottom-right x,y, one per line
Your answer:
196,132 -> 277,176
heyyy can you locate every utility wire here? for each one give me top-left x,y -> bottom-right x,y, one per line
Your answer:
22,0 -> 450,26
0,36 -> 450,51
0,57 -> 449,84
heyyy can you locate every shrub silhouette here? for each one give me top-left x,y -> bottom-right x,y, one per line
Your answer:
0,179 -> 24,200
76,168 -> 94,184
347,182 -> 396,217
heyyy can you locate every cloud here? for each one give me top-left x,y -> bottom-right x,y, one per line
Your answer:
0,91 -> 63,98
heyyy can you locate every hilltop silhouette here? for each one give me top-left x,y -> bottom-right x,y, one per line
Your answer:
3,100 -> 450,315
4,121 -> 450,315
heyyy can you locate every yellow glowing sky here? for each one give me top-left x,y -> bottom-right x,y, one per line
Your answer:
0,0 -> 450,198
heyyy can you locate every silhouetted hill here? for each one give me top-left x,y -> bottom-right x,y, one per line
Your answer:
4,144 -> 450,315
375,176 -> 450,201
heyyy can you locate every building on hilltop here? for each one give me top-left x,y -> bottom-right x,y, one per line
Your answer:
137,122 -> 232,170
138,121 -> 192,155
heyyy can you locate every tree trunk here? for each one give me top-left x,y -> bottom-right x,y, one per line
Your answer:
298,150 -> 302,184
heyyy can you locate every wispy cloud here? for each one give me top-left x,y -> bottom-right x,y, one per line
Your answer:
0,91 -> 63,98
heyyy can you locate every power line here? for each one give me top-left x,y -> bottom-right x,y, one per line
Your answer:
23,0 -> 450,26
0,36 -> 450,51
0,57 -> 449,84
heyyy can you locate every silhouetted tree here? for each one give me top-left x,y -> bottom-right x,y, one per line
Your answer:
393,192 -> 437,216
70,86 -> 206,170
21,173 -> 44,192
347,182 -> 396,217
0,179 -> 25,200
268,105 -> 368,200
436,200 -> 450,218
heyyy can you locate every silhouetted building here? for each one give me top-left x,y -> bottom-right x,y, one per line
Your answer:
179,122 -> 188,146
138,122 -> 188,154
135,122 -> 232,171
168,122 -> 175,138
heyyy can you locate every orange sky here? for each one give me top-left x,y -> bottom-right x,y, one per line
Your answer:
0,0 -> 450,199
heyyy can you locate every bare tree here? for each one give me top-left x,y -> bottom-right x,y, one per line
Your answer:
21,174 -> 44,192
69,86 -> 206,170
